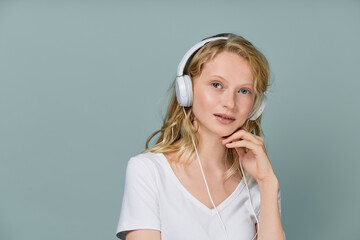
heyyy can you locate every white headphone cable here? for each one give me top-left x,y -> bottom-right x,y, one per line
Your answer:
239,156 -> 260,240
241,121 -> 260,240
182,107 -> 261,240
182,107 -> 229,240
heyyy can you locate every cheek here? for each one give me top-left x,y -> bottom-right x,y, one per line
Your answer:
192,87 -> 216,119
245,99 -> 255,110
194,90 -> 216,110
243,98 -> 256,115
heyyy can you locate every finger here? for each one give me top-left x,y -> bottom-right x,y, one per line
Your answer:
222,130 -> 262,145
225,139 -> 261,153
223,130 -> 259,143
254,135 -> 264,143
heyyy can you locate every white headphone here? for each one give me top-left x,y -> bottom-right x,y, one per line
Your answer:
175,36 -> 268,121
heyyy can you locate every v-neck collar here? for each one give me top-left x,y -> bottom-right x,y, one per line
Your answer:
158,152 -> 245,215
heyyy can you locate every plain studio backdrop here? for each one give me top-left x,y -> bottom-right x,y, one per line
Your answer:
0,0 -> 359,239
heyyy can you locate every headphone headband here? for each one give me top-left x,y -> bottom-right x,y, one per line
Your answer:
175,35 -> 268,121
176,36 -> 229,77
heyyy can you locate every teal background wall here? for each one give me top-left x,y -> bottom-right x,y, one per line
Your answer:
1,1 -> 359,239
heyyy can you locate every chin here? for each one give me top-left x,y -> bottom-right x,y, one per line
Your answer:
214,127 -> 238,138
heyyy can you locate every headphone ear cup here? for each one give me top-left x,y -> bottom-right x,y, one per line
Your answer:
175,75 -> 193,107
183,75 -> 193,106
248,93 -> 268,121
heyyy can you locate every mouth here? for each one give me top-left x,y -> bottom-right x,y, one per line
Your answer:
214,114 -> 235,120
214,114 -> 235,124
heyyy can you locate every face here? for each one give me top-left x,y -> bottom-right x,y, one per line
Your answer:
192,50 -> 255,138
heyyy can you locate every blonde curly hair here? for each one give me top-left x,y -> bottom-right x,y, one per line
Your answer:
142,33 -> 270,185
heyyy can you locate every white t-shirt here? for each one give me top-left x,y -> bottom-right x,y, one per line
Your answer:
116,152 -> 284,240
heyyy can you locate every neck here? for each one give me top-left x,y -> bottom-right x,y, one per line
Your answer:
191,121 -> 228,172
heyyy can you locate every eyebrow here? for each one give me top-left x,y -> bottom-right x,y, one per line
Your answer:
209,75 -> 253,87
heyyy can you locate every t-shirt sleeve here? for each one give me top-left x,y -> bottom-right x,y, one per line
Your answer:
116,157 -> 161,239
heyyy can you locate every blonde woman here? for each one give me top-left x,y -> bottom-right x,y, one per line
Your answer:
116,33 -> 285,240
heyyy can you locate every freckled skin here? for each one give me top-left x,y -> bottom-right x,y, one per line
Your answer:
192,50 -> 255,138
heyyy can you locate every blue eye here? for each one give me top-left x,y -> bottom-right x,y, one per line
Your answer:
239,89 -> 251,94
212,82 -> 222,88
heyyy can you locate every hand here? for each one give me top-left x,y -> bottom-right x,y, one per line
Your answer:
220,129 -> 276,182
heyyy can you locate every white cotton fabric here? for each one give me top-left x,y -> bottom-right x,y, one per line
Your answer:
116,152 -> 284,240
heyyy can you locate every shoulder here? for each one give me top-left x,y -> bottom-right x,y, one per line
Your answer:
130,151 -> 160,161
126,152 -> 163,176
123,152 -> 164,194
128,151 -> 161,166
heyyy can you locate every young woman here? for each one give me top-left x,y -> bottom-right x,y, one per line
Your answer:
116,33 -> 285,240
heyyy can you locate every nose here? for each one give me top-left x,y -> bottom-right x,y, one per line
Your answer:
221,90 -> 235,109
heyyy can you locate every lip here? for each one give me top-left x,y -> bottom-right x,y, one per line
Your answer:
214,114 -> 235,124
214,113 -> 235,120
